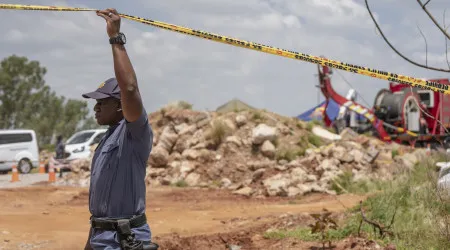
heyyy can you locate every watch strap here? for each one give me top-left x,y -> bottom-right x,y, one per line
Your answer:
109,33 -> 126,45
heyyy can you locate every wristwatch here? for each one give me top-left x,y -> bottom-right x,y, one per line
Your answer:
109,32 -> 126,45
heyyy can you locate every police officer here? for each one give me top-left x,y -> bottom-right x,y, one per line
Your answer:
83,8 -> 157,250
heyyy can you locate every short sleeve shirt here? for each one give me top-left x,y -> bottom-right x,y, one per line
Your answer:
88,108 -> 153,249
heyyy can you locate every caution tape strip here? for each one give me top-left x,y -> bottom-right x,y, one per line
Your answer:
1,3 -> 449,96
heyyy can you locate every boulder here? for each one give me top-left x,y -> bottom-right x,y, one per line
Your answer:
263,173 -> 291,196
261,140 -> 276,158
235,115 -> 247,127
233,186 -> 254,197
185,172 -> 201,186
252,124 -> 277,145
149,146 -> 169,167
158,126 -> 178,153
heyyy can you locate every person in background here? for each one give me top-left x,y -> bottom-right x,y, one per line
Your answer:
55,135 -> 65,177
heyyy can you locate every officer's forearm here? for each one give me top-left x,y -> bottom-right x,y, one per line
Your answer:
111,44 -> 143,122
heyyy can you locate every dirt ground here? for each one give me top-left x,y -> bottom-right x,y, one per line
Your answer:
0,184 -> 385,250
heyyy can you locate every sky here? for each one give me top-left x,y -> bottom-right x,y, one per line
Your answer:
0,0 -> 449,117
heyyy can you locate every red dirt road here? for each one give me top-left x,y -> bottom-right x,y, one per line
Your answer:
0,185 -> 367,249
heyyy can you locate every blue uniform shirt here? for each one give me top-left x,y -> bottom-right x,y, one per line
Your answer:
88,108 -> 153,249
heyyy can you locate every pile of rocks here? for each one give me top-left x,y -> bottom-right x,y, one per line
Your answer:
59,104 -> 428,198
56,144 -> 96,187
144,105 -> 427,197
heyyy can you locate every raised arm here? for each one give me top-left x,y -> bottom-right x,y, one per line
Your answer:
97,8 -> 143,123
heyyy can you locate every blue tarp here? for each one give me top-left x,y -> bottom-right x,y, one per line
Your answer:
325,99 -> 341,121
297,99 -> 340,122
297,99 -> 366,123
296,101 -> 326,121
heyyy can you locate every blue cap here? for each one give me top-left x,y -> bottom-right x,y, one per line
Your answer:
82,77 -> 121,100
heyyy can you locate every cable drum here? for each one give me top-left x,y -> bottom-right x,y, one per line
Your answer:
373,88 -> 422,132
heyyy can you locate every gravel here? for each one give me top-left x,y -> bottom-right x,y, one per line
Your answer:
0,173 -> 69,189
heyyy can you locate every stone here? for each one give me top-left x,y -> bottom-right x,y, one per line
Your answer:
287,187 -> 303,197
235,115 -> 247,127
364,147 -> 380,163
263,173 -> 291,196
274,165 -> 287,171
340,153 -> 354,163
318,158 -> 339,171
349,149 -> 364,163
159,176 -> 171,185
168,160 -> 181,169
261,140 -> 276,158
278,159 -> 288,165
149,146 -> 169,167
252,169 -> 266,182
296,183 -> 313,194
247,160 -> 274,170
233,187 -> 253,197
149,168 -> 165,178
290,167 -> 308,183
182,149 -> 201,160
179,124 -> 197,136
221,178 -> 232,188
306,174 -> 317,182
226,136 -> 242,147
196,117 -> 211,129
180,161 -> 196,176
252,124 -> 277,145
285,160 -> 305,169
185,172 -> 201,186
223,118 -> 237,132
174,123 -> 188,134
158,126 -> 178,153
331,146 -> 346,159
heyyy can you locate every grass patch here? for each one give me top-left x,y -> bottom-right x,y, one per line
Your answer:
351,157 -> 450,249
266,154 -> 450,249
174,180 -> 188,188
264,227 -> 349,241
275,146 -> 305,162
251,110 -> 265,122
330,170 -> 387,195
296,121 -> 306,130
177,100 -> 193,110
307,134 -> 323,147
205,120 -> 231,147
305,122 -> 314,131
391,149 -> 399,158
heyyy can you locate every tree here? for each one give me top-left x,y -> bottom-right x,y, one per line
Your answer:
0,55 -> 47,128
0,55 -> 98,146
365,0 -> 450,72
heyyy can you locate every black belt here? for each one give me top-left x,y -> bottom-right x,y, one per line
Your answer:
90,213 -> 147,231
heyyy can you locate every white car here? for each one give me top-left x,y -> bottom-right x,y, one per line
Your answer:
64,129 -> 107,161
0,129 -> 40,174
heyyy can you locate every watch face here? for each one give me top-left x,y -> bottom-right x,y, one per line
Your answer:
120,33 -> 126,44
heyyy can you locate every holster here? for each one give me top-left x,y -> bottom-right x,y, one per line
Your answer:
90,214 -> 159,250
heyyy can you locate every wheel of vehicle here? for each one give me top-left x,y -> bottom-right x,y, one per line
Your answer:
18,158 -> 32,174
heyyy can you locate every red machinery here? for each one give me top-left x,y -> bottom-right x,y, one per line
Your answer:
317,64 -> 450,149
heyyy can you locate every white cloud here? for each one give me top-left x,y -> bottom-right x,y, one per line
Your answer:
0,0 -> 449,118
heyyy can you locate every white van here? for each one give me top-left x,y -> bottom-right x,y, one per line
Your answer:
0,129 -> 40,174
64,129 -> 107,160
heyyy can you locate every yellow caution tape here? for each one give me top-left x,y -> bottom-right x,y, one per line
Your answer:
1,3 -> 449,95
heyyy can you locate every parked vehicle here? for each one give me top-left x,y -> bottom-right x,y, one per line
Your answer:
64,129 -> 106,160
0,129 -> 40,174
